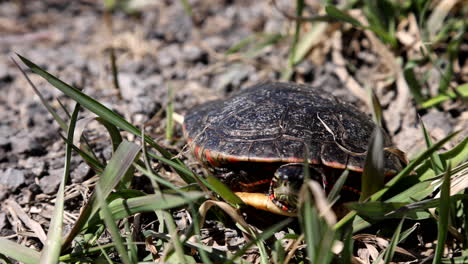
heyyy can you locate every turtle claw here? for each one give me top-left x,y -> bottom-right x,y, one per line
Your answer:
234,192 -> 297,217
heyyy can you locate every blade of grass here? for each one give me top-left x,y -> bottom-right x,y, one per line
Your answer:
58,133 -> 105,173
124,219 -> 138,263
109,47 -> 121,98
325,5 -> 363,28
334,130 -> 460,230
39,103 -> 79,264
16,54 -> 196,183
281,0 -> 304,80
433,164 -> 451,264
12,58 -> 67,130
420,119 -> 445,175
0,238 -> 40,264
62,140 -> 140,250
104,192 -> 204,220
360,127 -> 385,201
161,211 -> 188,263
95,181 -> 131,264
421,83 -> 468,108
383,217 -> 405,264
327,170 -> 349,203
206,176 -> 243,206
403,62 -> 425,104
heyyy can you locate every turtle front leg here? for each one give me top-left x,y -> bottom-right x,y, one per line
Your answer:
234,192 -> 297,217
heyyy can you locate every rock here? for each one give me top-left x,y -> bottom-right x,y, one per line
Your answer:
38,168 -> 63,194
213,63 -> 254,93
10,133 -> 46,156
19,157 -> 46,177
119,73 -> 146,100
182,44 -> 207,63
0,212 -> 7,231
127,97 -> 158,116
156,45 -> 182,67
421,110 -> 454,137
0,168 -> 26,190
71,162 -> 91,183
10,127 -> 56,156
0,184 -> 8,201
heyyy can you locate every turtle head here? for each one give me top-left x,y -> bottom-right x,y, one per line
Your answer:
269,164 -> 305,213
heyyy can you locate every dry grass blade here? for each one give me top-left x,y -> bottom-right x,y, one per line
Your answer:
198,200 -> 253,235
426,0 -> 460,41
300,180 -> 337,225
4,199 -> 47,244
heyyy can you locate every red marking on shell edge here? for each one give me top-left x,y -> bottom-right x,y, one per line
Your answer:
342,185 -> 361,195
205,149 -> 220,167
239,179 -> 271,188
322,160 -> 363,173
194,145 -> 201,161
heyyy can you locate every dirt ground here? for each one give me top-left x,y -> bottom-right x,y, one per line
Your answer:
0,0 -> 466,263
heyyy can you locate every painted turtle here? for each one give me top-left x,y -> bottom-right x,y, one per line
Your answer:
184,82 -> 403,216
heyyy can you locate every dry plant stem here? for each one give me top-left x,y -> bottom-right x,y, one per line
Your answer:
299,181 -> 337,225
198,200 -> 256,236
172,112 -> 184,126
284,233 -> 304,264
5,200 -> 48,244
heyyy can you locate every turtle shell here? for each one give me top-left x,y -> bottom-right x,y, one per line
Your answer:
184,82 -> 402,176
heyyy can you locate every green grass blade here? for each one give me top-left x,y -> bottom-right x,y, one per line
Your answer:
58,133 -> 105,173
95,182 -> 131,264
123,220 -> 138,263
420,119 -> 444,175
335,130 -> 460,230
383,217 -> 405,264
206,176 -> 243,205
12,58 -> 67,130
403,62 -> 425,104
39,103 -> 79,264
369,87 -> 383,126
421,83 -> 468,108
161,211 -> 188,263
16,54 -> 190,176
327,170 -> 349,203
62,140 -> 141,250
325,5 -> 363,28
96,117 -> 123,152
104,192 -> 204,220
360,127 -> 385,201
281,0 -> 304,80
0,238 -> 40,264
433,164 -> 452,264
